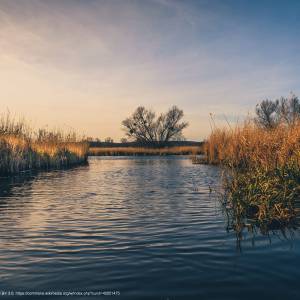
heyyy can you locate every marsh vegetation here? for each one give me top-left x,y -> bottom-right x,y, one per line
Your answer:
203,95 -> 300,237
89,145 -> 202,156
0,113 -> 89,175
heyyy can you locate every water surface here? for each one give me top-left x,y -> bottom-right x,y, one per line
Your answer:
0,157 -> 299,299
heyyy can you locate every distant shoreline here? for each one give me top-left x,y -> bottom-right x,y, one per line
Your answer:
89,145 -> 203,156
88,140 -> 203,148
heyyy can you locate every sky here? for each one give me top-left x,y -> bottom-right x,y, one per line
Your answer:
0,0 -> 300,141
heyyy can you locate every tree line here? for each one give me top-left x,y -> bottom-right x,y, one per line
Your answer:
122,106 -> 188,146
255,94 -> 300,128
85,106 -> 189,146
88,94 -> 299,146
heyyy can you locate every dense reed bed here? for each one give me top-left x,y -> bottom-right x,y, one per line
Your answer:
0,114 -> 89,175
89,146 -> 202,156
203,119 -> 300,233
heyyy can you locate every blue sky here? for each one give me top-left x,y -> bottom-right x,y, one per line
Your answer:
0,0 -> 300,140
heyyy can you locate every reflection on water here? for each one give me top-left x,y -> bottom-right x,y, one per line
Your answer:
0,157 -> 300,299
223,206 -> 299,252
221,190 -> 300,252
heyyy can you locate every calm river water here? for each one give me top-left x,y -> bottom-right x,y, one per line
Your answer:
0,157 -> 300,299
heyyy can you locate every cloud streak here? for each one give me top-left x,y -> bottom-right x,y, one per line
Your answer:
0,0 -> 300,140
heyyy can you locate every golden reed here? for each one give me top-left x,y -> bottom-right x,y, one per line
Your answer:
0,114 -> 89,175
203,119 -> 300,231
89,146 -> 202,156
203,119 -> 300,170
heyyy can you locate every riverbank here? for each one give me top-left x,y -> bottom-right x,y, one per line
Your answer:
0,115 -> 89,175
202,119 -> 300,233
89,145 -> 202,156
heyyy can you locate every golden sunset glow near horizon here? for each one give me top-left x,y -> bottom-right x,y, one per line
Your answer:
1,0 -> 300,141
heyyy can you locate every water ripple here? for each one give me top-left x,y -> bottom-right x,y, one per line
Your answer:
0,157 -> 299,299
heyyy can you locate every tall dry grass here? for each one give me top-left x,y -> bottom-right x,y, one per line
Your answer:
89,146 -> 202,156
203,119 -> 300,170
203,119 -> 300,233
0,114 -> 89,175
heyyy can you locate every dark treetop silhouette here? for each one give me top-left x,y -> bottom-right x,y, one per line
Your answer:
255,94 -> 300,129
122,106 -> 188,146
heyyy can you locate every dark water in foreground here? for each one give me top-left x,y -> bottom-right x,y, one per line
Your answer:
0,156 -> 300,300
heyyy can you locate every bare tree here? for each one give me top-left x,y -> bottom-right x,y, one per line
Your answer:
278,94 -> 300,125
255,94 -> 300,128
105,137 -> 114,143
255,99 -> 279,129
122,107 -> 156,144
122,106 -> 188,145
156,106 -> 188,142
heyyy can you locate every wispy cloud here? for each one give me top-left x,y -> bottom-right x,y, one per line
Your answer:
0,0 -> 300,140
